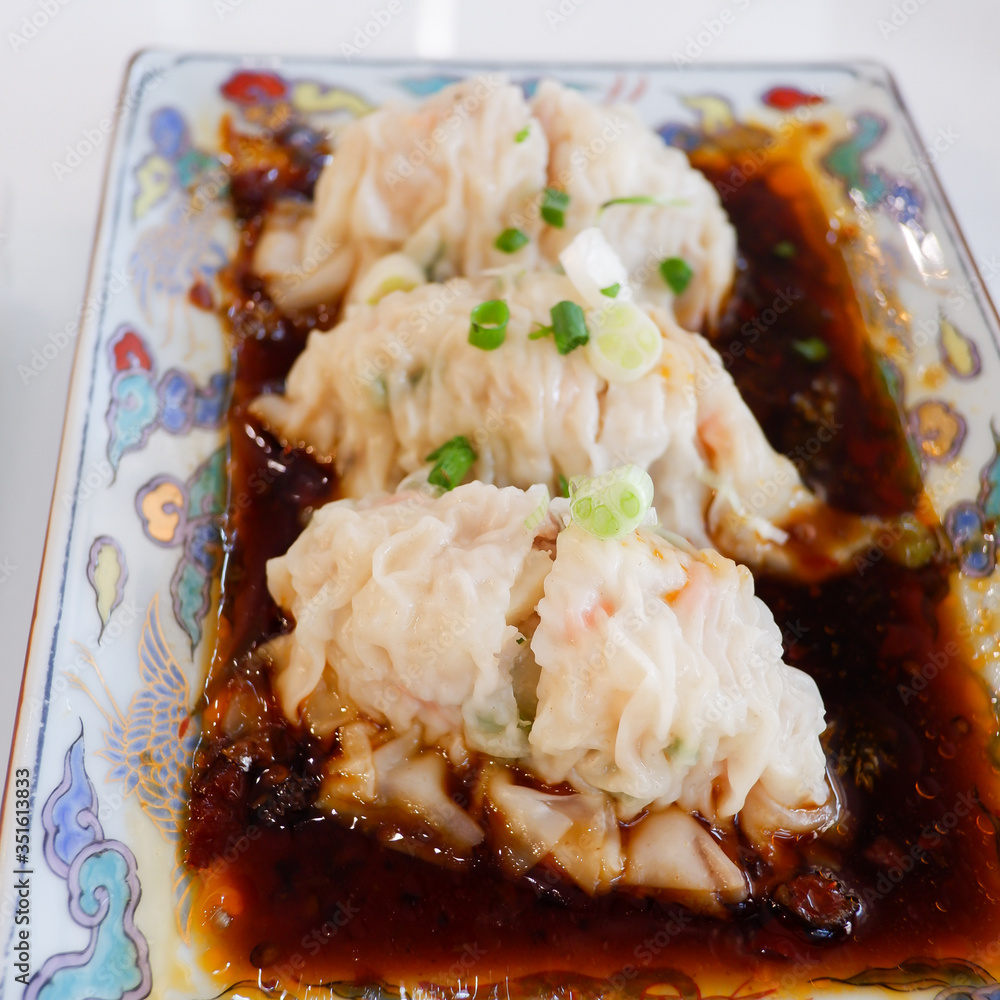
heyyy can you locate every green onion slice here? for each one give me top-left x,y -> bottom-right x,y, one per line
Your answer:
495,228 -> 530,254
584,302 -> 662,382
557,474 -> 570,498
528,303 -> 589,353
425,436 -> 477,491
515,125 -> 530,143
569,465 -> 655,540
550,300 -> 589,354
791,337 -> 829,363
355,252 -> 427,305
659,257 -> 693,295
541,187 -> 570,228
599,194 -> 689,214
469,299 -> 510,350
600,283 -> 620,298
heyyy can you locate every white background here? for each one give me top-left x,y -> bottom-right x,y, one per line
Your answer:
1,0 -> 999,780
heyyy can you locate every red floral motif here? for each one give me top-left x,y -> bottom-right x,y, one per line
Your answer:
762,86 -> 825,110
111,329 -> 153,372
220,70 -> 287,105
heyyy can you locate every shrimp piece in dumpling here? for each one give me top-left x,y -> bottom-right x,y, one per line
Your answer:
254,77 -> 547,311
532,79 -> 736,331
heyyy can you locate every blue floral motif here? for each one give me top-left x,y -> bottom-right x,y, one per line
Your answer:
946,500 -> 996,577
105,324 -> 228,474
27,729 -> 151,1000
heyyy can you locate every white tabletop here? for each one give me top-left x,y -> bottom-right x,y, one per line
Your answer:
2,0 -> 998,777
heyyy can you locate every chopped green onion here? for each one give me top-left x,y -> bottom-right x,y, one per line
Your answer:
550,300 -> 589,354
600,283 -> 620,298
469,299 -> 510,350
495,228 -> 529,254
569,465 -> 655,540
516,636 -> 526,645
584,302 -> 662,383
659,257 -> 693,295
791,337 -> 830,363
515,125 -> 530,143
557,474 -> 570,498
773,240 -> 797,258
887,513 -> 937,568
599,194 -> 688,213
425,436 -> 477,491
528,303 -> 589,354
541,187 -> 570,228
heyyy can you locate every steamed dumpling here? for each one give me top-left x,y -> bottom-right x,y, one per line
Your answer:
266,480 -> 834,826
266,481 -> 551,757
253,77 -> 735,330
251,271 -> 872,578
529,520 -> 830,821
532,80 -> 735,330
265,480 -> 837,900
254,77 -> 548,310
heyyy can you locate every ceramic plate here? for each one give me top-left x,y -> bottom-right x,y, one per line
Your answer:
2,52 -> 1000,1000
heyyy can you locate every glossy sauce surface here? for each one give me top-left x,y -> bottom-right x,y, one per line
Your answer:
184,123 -> 1000,992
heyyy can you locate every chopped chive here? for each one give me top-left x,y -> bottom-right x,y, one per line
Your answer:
514,125 -> 530,143
558,474 -> 570,498
495,227 -> 529,254
600,283 -> 621,298
425,435 -> 477,491
550,300 -> 589,354
516,635 -> 526,644
469,299 -> 509,350
659,257 -> 693,295
599,194 -> 688,213
528,323 -> 553,340
791,337 -> 830,363
541,187 -> 570,228
773,240 -> 797,258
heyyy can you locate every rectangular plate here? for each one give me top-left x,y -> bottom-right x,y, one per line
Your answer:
3,52 -> 1000,1000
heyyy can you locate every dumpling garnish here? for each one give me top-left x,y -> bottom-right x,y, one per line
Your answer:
253,77 -> 735,330
251,230 -> 875,578
264,474 -> 838,910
